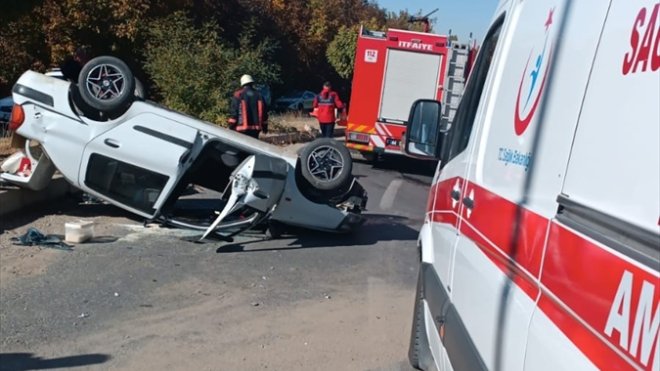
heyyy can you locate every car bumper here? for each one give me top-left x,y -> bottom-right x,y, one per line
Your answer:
337,211 -> 366,232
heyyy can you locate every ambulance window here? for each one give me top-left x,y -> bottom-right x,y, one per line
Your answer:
442,17 -> 503,164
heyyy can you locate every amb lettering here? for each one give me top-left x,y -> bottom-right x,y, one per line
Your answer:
398,41 -> 433,51
604,270 -> 660,369
622,3 -> 660,75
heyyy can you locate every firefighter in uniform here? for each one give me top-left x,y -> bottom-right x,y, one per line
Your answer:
312,81 -> 345,138
228,74 -> 268,139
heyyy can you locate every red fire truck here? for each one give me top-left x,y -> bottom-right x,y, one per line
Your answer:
345,26 -> 473,159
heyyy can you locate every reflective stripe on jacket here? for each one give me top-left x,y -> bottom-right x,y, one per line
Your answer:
313,90 -> 344,123
229,86 -> 267,131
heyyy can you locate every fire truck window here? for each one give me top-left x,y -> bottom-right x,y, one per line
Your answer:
442,17 -> 503,165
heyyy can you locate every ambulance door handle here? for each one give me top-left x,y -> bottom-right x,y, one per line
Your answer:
462,196 -> 474,209
451,190 -> 461,201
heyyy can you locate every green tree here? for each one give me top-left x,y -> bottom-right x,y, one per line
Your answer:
143,12 -> 280,125
325,9 -> 423,81
326,25 -> 358,80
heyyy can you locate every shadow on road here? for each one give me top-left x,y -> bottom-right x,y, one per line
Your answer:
0,353 -> 110,371
216,213 -> 419,253
0,194 -> 140,233
354,154 -> 437,178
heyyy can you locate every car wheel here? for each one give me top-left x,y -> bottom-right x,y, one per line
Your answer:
265,221 -> 285,239
299,138 -> 352,192
77,56 -> 135,118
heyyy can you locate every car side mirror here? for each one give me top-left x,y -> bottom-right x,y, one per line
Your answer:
403,99 -> 446,160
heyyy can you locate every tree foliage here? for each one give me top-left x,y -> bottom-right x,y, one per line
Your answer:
143,12 -> 280,125
326,25 -> 359,80
0,0 -> 431,117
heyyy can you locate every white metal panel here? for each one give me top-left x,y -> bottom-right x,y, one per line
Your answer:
471,0 -> 611,218
562,0 -> 660,233
80,111 -> 199,217
450,234 -> 538,370
428,149 -> 472,290
524,308 -> 599,371
379,50 -> 441,122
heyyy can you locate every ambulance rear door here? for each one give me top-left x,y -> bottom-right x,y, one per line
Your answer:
542,1 -> 660,369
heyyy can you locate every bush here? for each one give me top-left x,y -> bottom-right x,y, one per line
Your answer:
143,12 -> 280,126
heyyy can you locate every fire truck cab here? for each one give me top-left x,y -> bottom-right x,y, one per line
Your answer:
404,0 -> 660,370
345,27 -> 472,158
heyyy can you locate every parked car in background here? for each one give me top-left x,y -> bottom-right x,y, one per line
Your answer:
0,96 -> 13,137
2,56 -> 367,240
255,84 -> 272,107
274,90 -> 316,112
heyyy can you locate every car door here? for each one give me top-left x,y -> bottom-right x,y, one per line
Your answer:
449,3 -> 556,370
414,11 -> 507,370
79,109 -> 200,219
529,0 -> 660,369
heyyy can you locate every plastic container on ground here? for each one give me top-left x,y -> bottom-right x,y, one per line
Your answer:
65,220 -> 95,243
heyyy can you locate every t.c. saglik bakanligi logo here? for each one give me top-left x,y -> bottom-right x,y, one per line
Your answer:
514,8 -> 556,136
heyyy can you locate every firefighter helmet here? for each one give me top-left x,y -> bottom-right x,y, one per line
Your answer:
240,74 -> 254,86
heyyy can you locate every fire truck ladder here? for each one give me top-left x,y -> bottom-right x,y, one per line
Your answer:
441,44 -> 470,130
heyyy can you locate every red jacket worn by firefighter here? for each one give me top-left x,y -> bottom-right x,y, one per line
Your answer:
229,85 -> 268,133
313,87 -> 344,124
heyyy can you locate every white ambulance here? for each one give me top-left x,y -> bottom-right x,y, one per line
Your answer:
403,0 -> 659,370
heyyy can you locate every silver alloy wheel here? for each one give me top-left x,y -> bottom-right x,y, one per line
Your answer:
85,64 -> 126,100
306,145 -> 345,182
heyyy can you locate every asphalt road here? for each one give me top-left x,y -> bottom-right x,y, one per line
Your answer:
0,156 -> 435,371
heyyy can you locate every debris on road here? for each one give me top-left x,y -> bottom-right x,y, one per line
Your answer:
64,220 -> 95,243
78,313 -> 89,318
11,227 -> 73,251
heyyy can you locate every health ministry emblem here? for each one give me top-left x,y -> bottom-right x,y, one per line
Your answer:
514,8 -> 556,136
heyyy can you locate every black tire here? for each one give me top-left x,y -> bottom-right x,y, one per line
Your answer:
299,138 -> 352,191
359,151 -> 376,163
77,56 -> 135,117
409,270 -> 432,370
265,221 -> 285,239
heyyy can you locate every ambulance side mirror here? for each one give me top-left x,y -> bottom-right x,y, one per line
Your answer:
403,99 -> 445,160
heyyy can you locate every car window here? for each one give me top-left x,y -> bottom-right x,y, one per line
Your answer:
85,153 -> 169,214
303,92 -> 315,99
442,16 -> 504,165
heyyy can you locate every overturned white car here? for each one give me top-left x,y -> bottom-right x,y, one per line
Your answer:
2,56 -> 367,240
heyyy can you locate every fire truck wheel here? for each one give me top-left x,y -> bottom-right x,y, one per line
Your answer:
359,151 -> 376,163
77,56 -> 135,118
299,138 -> 353,192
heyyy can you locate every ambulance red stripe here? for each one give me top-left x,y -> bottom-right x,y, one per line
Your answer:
426,177 -> 659,370
537,294 -> 635,370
